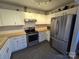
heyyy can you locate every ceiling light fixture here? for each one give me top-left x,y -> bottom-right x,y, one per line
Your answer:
34,0 -> 52,6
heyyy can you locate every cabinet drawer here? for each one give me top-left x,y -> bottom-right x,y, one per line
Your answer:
21,44 -> 27,48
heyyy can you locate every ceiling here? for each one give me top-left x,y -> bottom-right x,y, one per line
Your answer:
0,0 -> 74,11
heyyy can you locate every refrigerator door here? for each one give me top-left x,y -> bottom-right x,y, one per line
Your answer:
63,15 -> 73,42
51,18 -> 57,38
50,14 -> 76,54
57,15 -> 67,41
51,38 -> 68,54
51,15 -> 68,41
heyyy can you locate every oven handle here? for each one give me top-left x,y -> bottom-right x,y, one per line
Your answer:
27,33 -> 38,36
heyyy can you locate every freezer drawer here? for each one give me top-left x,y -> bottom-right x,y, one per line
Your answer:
51,38 -> 68,54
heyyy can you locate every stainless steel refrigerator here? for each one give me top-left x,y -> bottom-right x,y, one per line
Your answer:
50,14 -> 77,55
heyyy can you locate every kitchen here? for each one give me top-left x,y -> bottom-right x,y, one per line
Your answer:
0,0 -> 79,59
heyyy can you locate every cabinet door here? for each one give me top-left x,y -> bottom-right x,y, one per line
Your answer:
15,12 -> 24,25
45,31 -> 50,41
4,40 -> 11,59
0,40 -> 10,59
10,38 -> 16,52
1,48 -> 8,59
19,35 -> 27,49
39,31 -> 50,42
12,35 -> 27,52
0,52 -> 1,59
0,10 -> 2,26
39,32 -> 46,42
13,37 -> 21,52
1,9 -> 15,26
0,9 -> 24,26
7,40 -> 12,59
0,50 -> 3,59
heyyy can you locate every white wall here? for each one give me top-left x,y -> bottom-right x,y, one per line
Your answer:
0,26 -> 24,34
46,7 -> 78,24
0,2 -> 24,11
75,0 -> 79,4
69,7 -> 79,58
48,2 -> 76,14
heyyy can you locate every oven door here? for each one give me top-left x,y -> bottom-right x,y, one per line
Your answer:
27,33 -> 39,47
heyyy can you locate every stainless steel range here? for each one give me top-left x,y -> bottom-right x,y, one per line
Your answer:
24,19 -> 39,47
25,27 -> 39,47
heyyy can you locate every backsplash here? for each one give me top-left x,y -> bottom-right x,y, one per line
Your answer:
0,25 -> 24,34
0,24 -> 49,34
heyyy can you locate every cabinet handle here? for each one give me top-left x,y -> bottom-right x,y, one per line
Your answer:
16,41 -> 19,43
6,48 -> 9,53
15,22 -> 16,24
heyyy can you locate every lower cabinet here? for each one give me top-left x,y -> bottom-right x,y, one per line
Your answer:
0,39 -> 11,59
11,35 -> 27,52
46,31 -> 50,41
0,35 -> 27,59
39,31 -> 50,42
0,31 -> 49,59
39,31 -> 47,42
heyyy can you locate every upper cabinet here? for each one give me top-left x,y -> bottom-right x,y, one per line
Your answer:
75,0 -> 79,4
24,12 -> 46,24
0,11 -> 3,26
14,11 -> 25,25
0,9 -> 25,26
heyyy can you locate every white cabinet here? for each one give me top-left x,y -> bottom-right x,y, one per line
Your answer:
39,32 -> 47,42
0,52 -> 1,59
45,31 -> 50,41
39,31 -> 50,42
0,11 -> 2,26
1,9 -> 16,26
0,19 -> 2,26
14,11 -> 24,25
0,10 -> 4,26
11,35 -> 27,52
0,40 -> 11,59
0,9 -> 24,26
0,35 -> 27,59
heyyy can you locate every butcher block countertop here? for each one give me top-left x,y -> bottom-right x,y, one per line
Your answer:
0,31 -> 26,49
0,27 -> 48,49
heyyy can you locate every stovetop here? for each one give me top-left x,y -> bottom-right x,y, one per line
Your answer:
25,30 -> 38,34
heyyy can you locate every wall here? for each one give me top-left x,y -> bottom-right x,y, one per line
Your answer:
0,26 -> 24,34
69,7 -> 79,58
0,2 -> 24,11
48,2 -> 77,14
46,6 -> 78,24
75,0 -> 79,4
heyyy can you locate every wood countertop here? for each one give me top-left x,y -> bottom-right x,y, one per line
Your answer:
0,28 -> 49,49
0,31 -> 26,49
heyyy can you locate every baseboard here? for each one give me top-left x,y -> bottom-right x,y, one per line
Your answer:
69,52 -> 76,58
